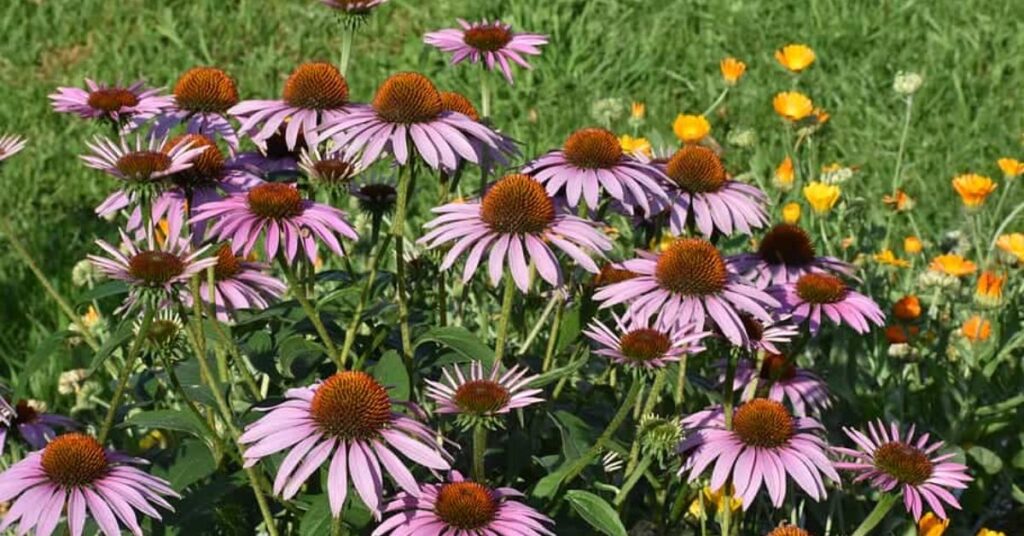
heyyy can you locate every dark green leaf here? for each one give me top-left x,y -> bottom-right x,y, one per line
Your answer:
121,409 -> 207,438
415,326 -> 494,366
76,281 -> 128,303
167,439 -> 217,490
968,445 -> 1003,475
371,350 -> 409,401
300,495 -> 332,536
566,490 -> 627,536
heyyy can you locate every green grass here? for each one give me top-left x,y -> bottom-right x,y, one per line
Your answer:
2,0 -> 1023,362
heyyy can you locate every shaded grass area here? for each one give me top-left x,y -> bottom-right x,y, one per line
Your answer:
0,0 -> 1022,360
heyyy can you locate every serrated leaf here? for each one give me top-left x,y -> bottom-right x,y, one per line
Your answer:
566,490 -> 627,536
415,326 -> 494,366
371,350 -> 409,401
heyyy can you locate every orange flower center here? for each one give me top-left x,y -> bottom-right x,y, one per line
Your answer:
767,527 -> 811,536
739,314 -> 765,341
165,134 -> 224,187
665,145 -> 727,193
453,380 -> 511,415
462,25 -> 513,52
619,328 -> 671,363
593,263 -> 639,287
758,224 -> 816,266
128,251 -> 185,285
246,183 -> 305,219
563,128 -> 623,170
439,91 -> 480,121
759,353 -> 797,381
42,434 -> 108,488
310,371 -> 392,440
434,482 -> 499,530
372,72 -> 442,124
313,158 -> 357,185
173,67 -> 239,114
732,399 -> 794,448
213,244 -> 243,280
480,174 -> 555,235
795,273 -> 846,304
283,63 -> 349,110
86,88 -> 139,112
115,151 -> 173,180
874,441 -> 933,485
655,238 -> 728,296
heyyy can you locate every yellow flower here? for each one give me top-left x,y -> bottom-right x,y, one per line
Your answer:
631,101 -> 646,121
775,44 -> 816,72
720,57 -> 746,86
976,270 -> 1004,307
803,181 -> 840,214
875,249 -> 910,268
774,156 -> 795,190
883,189 -> 915,212
962,314 -> 991,342
81,305 -> 102,330
154,218 -> 171,247
687,485 -> 742,520
773,91 -> 814,121
904,236 -> 923,255
139,429 -> 168,450
918,512 -> 949,536
782,202 -> 801,224
997,157 -> 1023,179
619,135 -> 652,157
996,233 -> 1024,261
952,173 -> 997,208
673,114 -> 711,143
930,254 -> 977,277
977,529 -> 1007,536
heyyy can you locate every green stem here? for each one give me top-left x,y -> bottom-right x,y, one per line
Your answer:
988,199 -> 1024,253
613,453 -> 652,507
97,307 -> 155,444
539,296 -> 565,371
624,370 -> 667,477
675,354 -> 689,409
480,74 -> 491,119
208,319 -> 262,400
472,424 -> 488,482
850,493 -> 898,536
701,87 -> 730,117
520,293 -> 560,357
340,234 -> 393,368
159,352 -> 227,457
279,258 -> 342,367
882,96 -> 914,249
493,275 -> 517,365
558,376 -> 642,491
338,27 -> 354,77
721,354 -> 738,536
392,160 -> 415,369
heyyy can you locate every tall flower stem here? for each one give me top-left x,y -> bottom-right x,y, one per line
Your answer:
207,318 -> 262,400
882,96 -> 914,249
0,217 -> 100,351
720,353 -> 738,536
613,453 -> 653,507
392,159 -> 416,369
279,257 -> 342,368
97,307 -> 155,444
558,376 -> 642,491
340,234 -> 393,368
539,296 -> 565,371
623,370 -> 667,477
701,88 -> 730,117
850,493 -> 898,536
338,27 -> 354,76
479,74 -> 492,120
493,275 -> 517,365
675,354 -> 689,409
472,424 -> 488,482
159,352 -> 228,457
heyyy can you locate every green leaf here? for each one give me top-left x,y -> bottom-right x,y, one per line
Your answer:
531,465 -> 569,500
968,445 -> 1003,475
566,490 -> 627,536
528,354 -> 588,389
76,280 -> 128,303
300,495 -> 332,536
167,439 -> 217,490
1012,484 -> 1024,505
550,410 -> 595,461
1013,449 -> 1024,470
371,350 -> 410,401
415,326 -> 494,366
122,409 -> 207,438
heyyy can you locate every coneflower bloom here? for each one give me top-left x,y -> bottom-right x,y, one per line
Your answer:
151,67 -> 241,149
0,433 -> 178,536
180,244 -> 286,321
729,354 -> 830,416
678,399 -> 840,508
834,421 -> 972,520
0,399 -> 77,451
424,362 -> 544,421
0,133 -> 27,163
731,224 -> 855,288
418,174 -> 612,292
594,238 -> 778,346
732,314 -> 798,354
321,0 -> 388,13
192,182 -> 358,264
438,90 -> 519,171
319,72 -> 505,171
773,273 -> 884,335
522,127 -> 668,214
49,79 -> 172,126
584,312 -> 708,370
239,371 -> 451,517
373,471 -> 554,536
88,228 -> 216,312
299,145 -> 361,190
655,145 -> 768,237
230,62 -> 354,150
424,19 -> 548,84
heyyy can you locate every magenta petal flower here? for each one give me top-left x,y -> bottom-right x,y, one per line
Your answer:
594,238 -> 779,346
149,67 -> 242,149
730,315 -> 799,354
239,371 -> 451,518
773,273 -> 885,335
523,127 -> 668,215
179,244 -> 286,321
425,362 -> 544,418
191,182 -> 358,265
318,72 -> 505,171
730,224 -> 856,288
0,133 -> 27,163
654,145 -> 768,237
0,433 -> 178,536
584,312 -> 708,370
727,355 -> 831,416
424,19 -> 548,84
0,399 -> 78,451
373,471 -> 554,536
49,79 -> 172,126
418,174 -> 612,292
834,421 -> 972,520
678,399 -> 840,508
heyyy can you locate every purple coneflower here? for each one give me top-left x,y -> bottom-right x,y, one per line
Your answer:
678,399 -> 840,508
523,127 -> 668,214
373,471 -> 554,536
321,0 -> 388,13
584,312 -> 708,370
0,399 -> 78,451
834,421 -> 972,520
594,238 -> 778,346
88,228 -> 216,313
729,354 -> 830,416
730,224 -> 855,288
731,314 -> 798,354
299,145 -> 361,191
0,433 -> 178,536
0,133 -> 27,163
180,244 -> 286,321
424,19 -> 548,84
239,371 -> 451,517
230,62 -> 353,150
192,182 -> 358,264
318,72 -> 505,171
438,90 -> 519,172
655,145 -> 767,237
49,79 -> 172,126
773,273 -> 884,335
418,174 -> 612,292
150,67 -> 241,149
425,362 -> 543,419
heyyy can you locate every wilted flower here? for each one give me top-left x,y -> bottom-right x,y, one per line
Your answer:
321,0 -> 389,15
874,249 -> 911,268
71,258 -> 102,287
782,202 -> 801,223
774,156 -> 795,190
883,189 -> 915,211
893,71 -> 924,95
590,97 -> 626,126
962,315 -> 991,342
886,325 -> 920,345
952,174 -> 997,208
57,369 -> 89,396
997,157 -> 1024,179
918,270 -> 960,291
775,44 -> 816,72
773,92 -> 814,121
720,57 -> 747,85
904,236 -> 924,255
929,254 -> 976,277
803,181 -> 840,214
673,114 -> 711,143
819,162 -> 855,184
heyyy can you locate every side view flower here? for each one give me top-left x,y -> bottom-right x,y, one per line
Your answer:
584,311 -> 708,370
424,19 -> 548,84
49,79 -> 172,126
773,273 -> 884,334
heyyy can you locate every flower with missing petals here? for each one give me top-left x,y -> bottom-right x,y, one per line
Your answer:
424,20 -> 548,84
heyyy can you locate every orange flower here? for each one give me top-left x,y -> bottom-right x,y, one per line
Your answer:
886,324 -> 919,344
875,249 -> 910,268
812,108 -> 830,125
952,173 -> 997,208
883,190 -> 914,212
962,315 -> 991,342
997,157 -> 1023,179
929,254 -> 976,277
673,114 -> 711,143
893,296 -> 921,322
631,101 -> 646,121
918,512 -> 949,536
904,236 -> 923,255
720,57 -> 747,86
619,135 -> 652,157
775,44 -> 816,72
774,156 -> 795,190
773,91 -> 814,121
976,271 -> 1004,306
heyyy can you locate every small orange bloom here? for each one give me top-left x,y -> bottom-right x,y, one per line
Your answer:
673,114 -> 711,143
875,249 -> 910,268
774,156 -> 795,190
720,57 -> 747,86
962,315 -> 991,342
775,44 -> 816,72
997,157 -> 1023,178
996,233 -> 1024,261
952,173 -> 997,208
812,107 -> 830,125
929,254 -> 976,277
904,236 -> 923,255
886,324 -> 919,344
773,91 -> 814,121
893,296 -> 921,322
883,190 -> 914,212
781,202 -> 801,224
976,271 -> 1004,305
631,101 -> 646,121
918,512 -> 949,536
